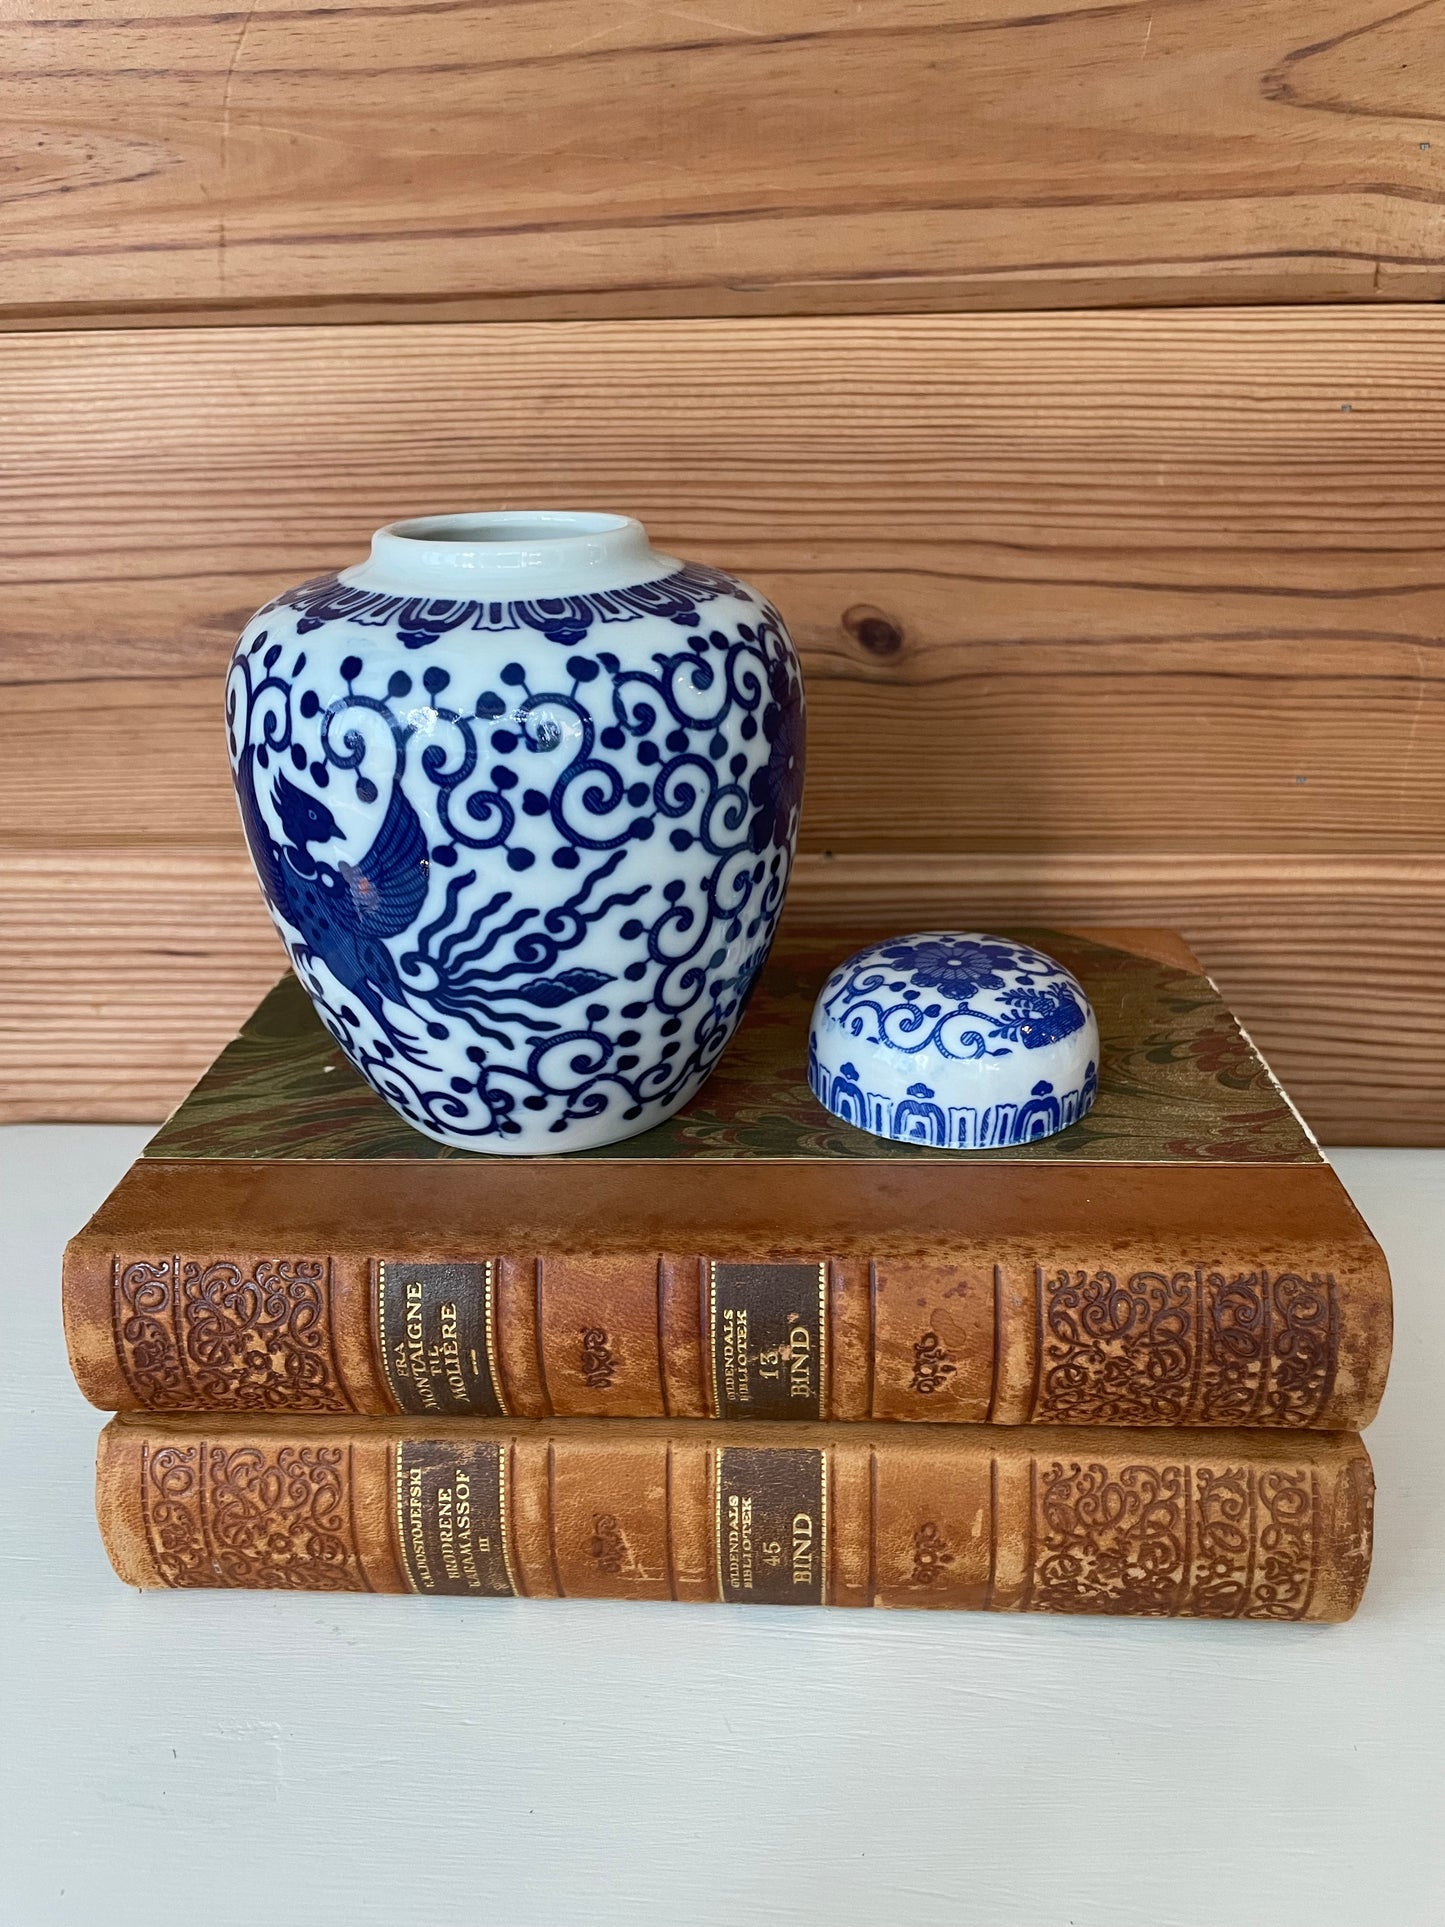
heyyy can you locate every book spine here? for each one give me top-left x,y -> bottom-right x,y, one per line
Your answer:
64,1236 -> 1391,1429
96,1416 -> 1375,1621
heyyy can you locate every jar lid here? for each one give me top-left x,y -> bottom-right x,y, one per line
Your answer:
807,932 -> 1099,1149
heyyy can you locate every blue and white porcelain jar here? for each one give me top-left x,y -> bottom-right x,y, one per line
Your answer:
227,511 -> 805,1152
808,933 -> 1098,1148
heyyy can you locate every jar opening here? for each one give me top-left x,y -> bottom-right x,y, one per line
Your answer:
388,511 -> 634,546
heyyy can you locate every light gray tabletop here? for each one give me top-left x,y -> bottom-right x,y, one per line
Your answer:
2,1126 -> 1441,1927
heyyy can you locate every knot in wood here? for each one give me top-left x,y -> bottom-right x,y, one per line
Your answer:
842,605 -> 904,658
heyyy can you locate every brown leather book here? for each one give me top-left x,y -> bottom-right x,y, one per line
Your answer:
96,1413 -> 1375,1620
64,927 -> 1391,1430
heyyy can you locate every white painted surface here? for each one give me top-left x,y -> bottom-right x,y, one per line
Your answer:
1,1126 -> 1441,1927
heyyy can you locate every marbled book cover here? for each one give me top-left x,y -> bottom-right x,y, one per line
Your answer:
146,928 -> 1316,1166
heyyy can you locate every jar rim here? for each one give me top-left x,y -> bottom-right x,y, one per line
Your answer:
351,509 -> 676,595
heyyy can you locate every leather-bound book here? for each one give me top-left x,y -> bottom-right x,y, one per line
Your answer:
96,1413 -> 1375,1621
64,928 -> 1391,1430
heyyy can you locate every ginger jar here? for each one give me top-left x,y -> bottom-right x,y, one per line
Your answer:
226,511 -> 805,1152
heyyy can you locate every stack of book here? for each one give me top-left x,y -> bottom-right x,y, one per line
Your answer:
64,926 -> 1388,1619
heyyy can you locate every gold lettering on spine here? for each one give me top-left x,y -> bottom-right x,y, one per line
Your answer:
393,1440 -> 515,1597
791,1509 -> 814,1590
375,1261 -> 506,1416
715,1446 -> 827,1605
452,1466 -> 481,1591
404,1279 -> 436,1409
723,1491 -> 754,1595
720,1305 -> 748,1409
395,1444 -> 426,1594
708,1261 -> 829,1421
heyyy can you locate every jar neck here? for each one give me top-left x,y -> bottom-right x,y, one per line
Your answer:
341,511 -> 677,599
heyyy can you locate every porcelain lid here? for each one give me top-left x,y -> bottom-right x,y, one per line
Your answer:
807,932 -> 1100,1150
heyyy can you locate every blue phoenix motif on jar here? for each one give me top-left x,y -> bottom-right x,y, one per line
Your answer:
226,524 -> 805,1153
807,934 -> 1098,1150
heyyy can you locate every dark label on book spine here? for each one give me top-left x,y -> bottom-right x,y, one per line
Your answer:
715,1447 -> 827,1605
374,1261 -> 506,1417
393,1440 -> 515,1597
708,1261 -> 827,1420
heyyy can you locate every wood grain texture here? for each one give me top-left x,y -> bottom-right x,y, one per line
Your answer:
3,309 -> 1442,1137
0,849 -> 285,1122
3,0 -> 1445,324
5,310 -> 1445,853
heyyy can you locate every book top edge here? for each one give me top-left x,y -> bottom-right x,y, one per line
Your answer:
142,925 -> 1323,1169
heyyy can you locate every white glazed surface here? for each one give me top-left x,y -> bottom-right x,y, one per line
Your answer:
226,513 -> 805,1152
808,932 -> 1100,1148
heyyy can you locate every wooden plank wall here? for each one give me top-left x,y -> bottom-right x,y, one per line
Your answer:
3,0 -> 1444,322
2,3 -> 1443,1142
